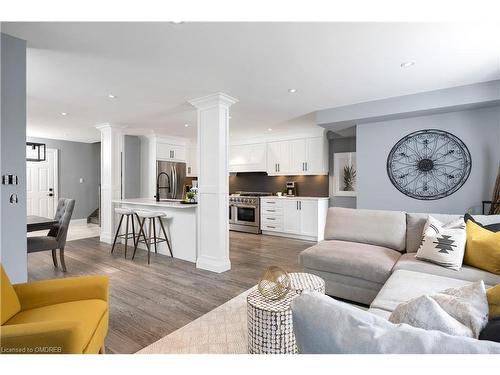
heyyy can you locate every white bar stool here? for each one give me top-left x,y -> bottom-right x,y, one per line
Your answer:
132,210 -> 173,264
111,207 -> 136,258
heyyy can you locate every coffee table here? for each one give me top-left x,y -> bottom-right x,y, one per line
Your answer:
247,272 -> 325,354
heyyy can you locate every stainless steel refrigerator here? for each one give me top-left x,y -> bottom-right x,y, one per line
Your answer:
156,161 -> 187,200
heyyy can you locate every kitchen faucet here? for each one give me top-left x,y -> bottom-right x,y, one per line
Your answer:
156,172 -> 171,202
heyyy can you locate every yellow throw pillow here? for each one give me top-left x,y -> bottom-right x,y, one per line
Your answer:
487,284 -> 500,319
464,220 -> 500,275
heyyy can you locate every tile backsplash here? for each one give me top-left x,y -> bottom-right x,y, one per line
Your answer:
229,172 -> 329,197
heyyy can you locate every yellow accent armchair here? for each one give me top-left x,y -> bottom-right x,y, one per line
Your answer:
1,265 -> 109,354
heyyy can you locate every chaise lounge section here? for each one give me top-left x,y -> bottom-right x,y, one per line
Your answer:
300,207 -> 500,306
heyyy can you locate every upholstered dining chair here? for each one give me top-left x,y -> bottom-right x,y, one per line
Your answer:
27,198 -> 75,272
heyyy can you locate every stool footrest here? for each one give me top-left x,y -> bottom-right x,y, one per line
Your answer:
137,237 -> 168,246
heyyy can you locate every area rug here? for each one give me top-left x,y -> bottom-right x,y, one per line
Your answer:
137,287 -> 254,354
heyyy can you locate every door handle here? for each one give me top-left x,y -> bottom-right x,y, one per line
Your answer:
305,162 -> 308,171
48,193 -> 54,197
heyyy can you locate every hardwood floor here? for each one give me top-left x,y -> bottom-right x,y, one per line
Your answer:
27,231 -> 312,354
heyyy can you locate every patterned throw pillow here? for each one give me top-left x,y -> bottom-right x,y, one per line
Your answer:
415,216 -> 466,270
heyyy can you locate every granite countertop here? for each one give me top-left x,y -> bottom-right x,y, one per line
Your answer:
261,196 -> 329,201
113,198 -> 198,209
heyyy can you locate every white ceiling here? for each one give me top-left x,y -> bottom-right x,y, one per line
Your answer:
2,22 -> 499,143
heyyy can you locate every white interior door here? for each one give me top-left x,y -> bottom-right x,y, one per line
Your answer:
27,148 -> 58,218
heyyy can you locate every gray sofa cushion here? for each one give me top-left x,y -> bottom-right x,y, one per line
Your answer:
302,267 -> 382,305
324,207 -> 406,251
299,240 -> 401,284
394,253 -> 500,286
405,213 -> 500,253
292,291 -> 500,354
370,270 -> 472,313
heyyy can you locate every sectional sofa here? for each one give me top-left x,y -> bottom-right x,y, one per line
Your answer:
299,207 -> 500,318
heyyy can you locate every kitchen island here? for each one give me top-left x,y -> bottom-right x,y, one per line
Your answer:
113,198 -> 197,263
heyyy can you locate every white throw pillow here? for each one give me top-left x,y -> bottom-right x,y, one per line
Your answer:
389,281 -> 489,338
415,215 -> 466,270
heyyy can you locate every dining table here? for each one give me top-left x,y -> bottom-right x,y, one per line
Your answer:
27,215 -> 57,232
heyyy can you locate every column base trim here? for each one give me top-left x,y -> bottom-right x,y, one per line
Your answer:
100,233 -> 113,244
196,255 -> 231,273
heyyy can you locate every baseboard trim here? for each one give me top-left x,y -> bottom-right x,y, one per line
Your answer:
261,231 -> 318,242
196,255 -> 231,273
100,233 -> 113,244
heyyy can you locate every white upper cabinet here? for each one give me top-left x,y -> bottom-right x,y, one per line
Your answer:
266,136 -> 328,176
157,142 -> 186,162
267,140 -> 291,175
304,137 -> 328,175
288,139 -> 307,174
186,145 -> 197,176
229,143 -> 267,173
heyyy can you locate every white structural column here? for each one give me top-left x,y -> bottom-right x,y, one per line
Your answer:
189,93 -> 238,273
96,124 -> 123,244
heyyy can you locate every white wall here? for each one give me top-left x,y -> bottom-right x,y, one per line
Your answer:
1,33 -> 27,283
357,106 -> 500,214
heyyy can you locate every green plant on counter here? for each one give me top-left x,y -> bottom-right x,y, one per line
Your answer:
186,191 -> 195,201
343,164 -> 357,191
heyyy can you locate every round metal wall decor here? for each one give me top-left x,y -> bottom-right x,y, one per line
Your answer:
386,129 -> 471,200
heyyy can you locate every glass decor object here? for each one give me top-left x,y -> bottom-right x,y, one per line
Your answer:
26,142 -> 46,162
386,129 -> 471,200
258,266 -> 291,300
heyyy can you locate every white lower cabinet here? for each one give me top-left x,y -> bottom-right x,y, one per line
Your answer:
299,200 -> 319,237
283,200 -> 301,234
260,197 -> 329,242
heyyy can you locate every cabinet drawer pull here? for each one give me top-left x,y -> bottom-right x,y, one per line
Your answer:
266,225 -> 275,229
266,217 -> 276,220
266,209 -> 276,212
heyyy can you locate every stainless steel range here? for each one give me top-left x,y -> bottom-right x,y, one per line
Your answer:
229,191 -> 272,234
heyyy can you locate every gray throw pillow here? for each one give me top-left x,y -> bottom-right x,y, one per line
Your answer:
389,281 -> 489,338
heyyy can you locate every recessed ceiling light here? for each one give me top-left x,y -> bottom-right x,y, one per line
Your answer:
184,124 -> 189,127
107,94 -> 117,99
60,112 -> 68,116
288,88 -> 297,93
268,128 -> 273,131
400,61 -> 416,68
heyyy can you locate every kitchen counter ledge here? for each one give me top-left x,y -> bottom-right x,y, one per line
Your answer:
112,198 -> 197,209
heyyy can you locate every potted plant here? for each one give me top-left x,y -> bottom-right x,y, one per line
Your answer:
343,165 -> 356,191
185,191 -> 195,203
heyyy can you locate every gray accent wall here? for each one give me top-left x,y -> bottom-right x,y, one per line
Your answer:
328,136 -> 357,208
27,137 -> 101,219
357,106 -> 500,214
1,33 -> 27,283
123,135 -> 141,199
